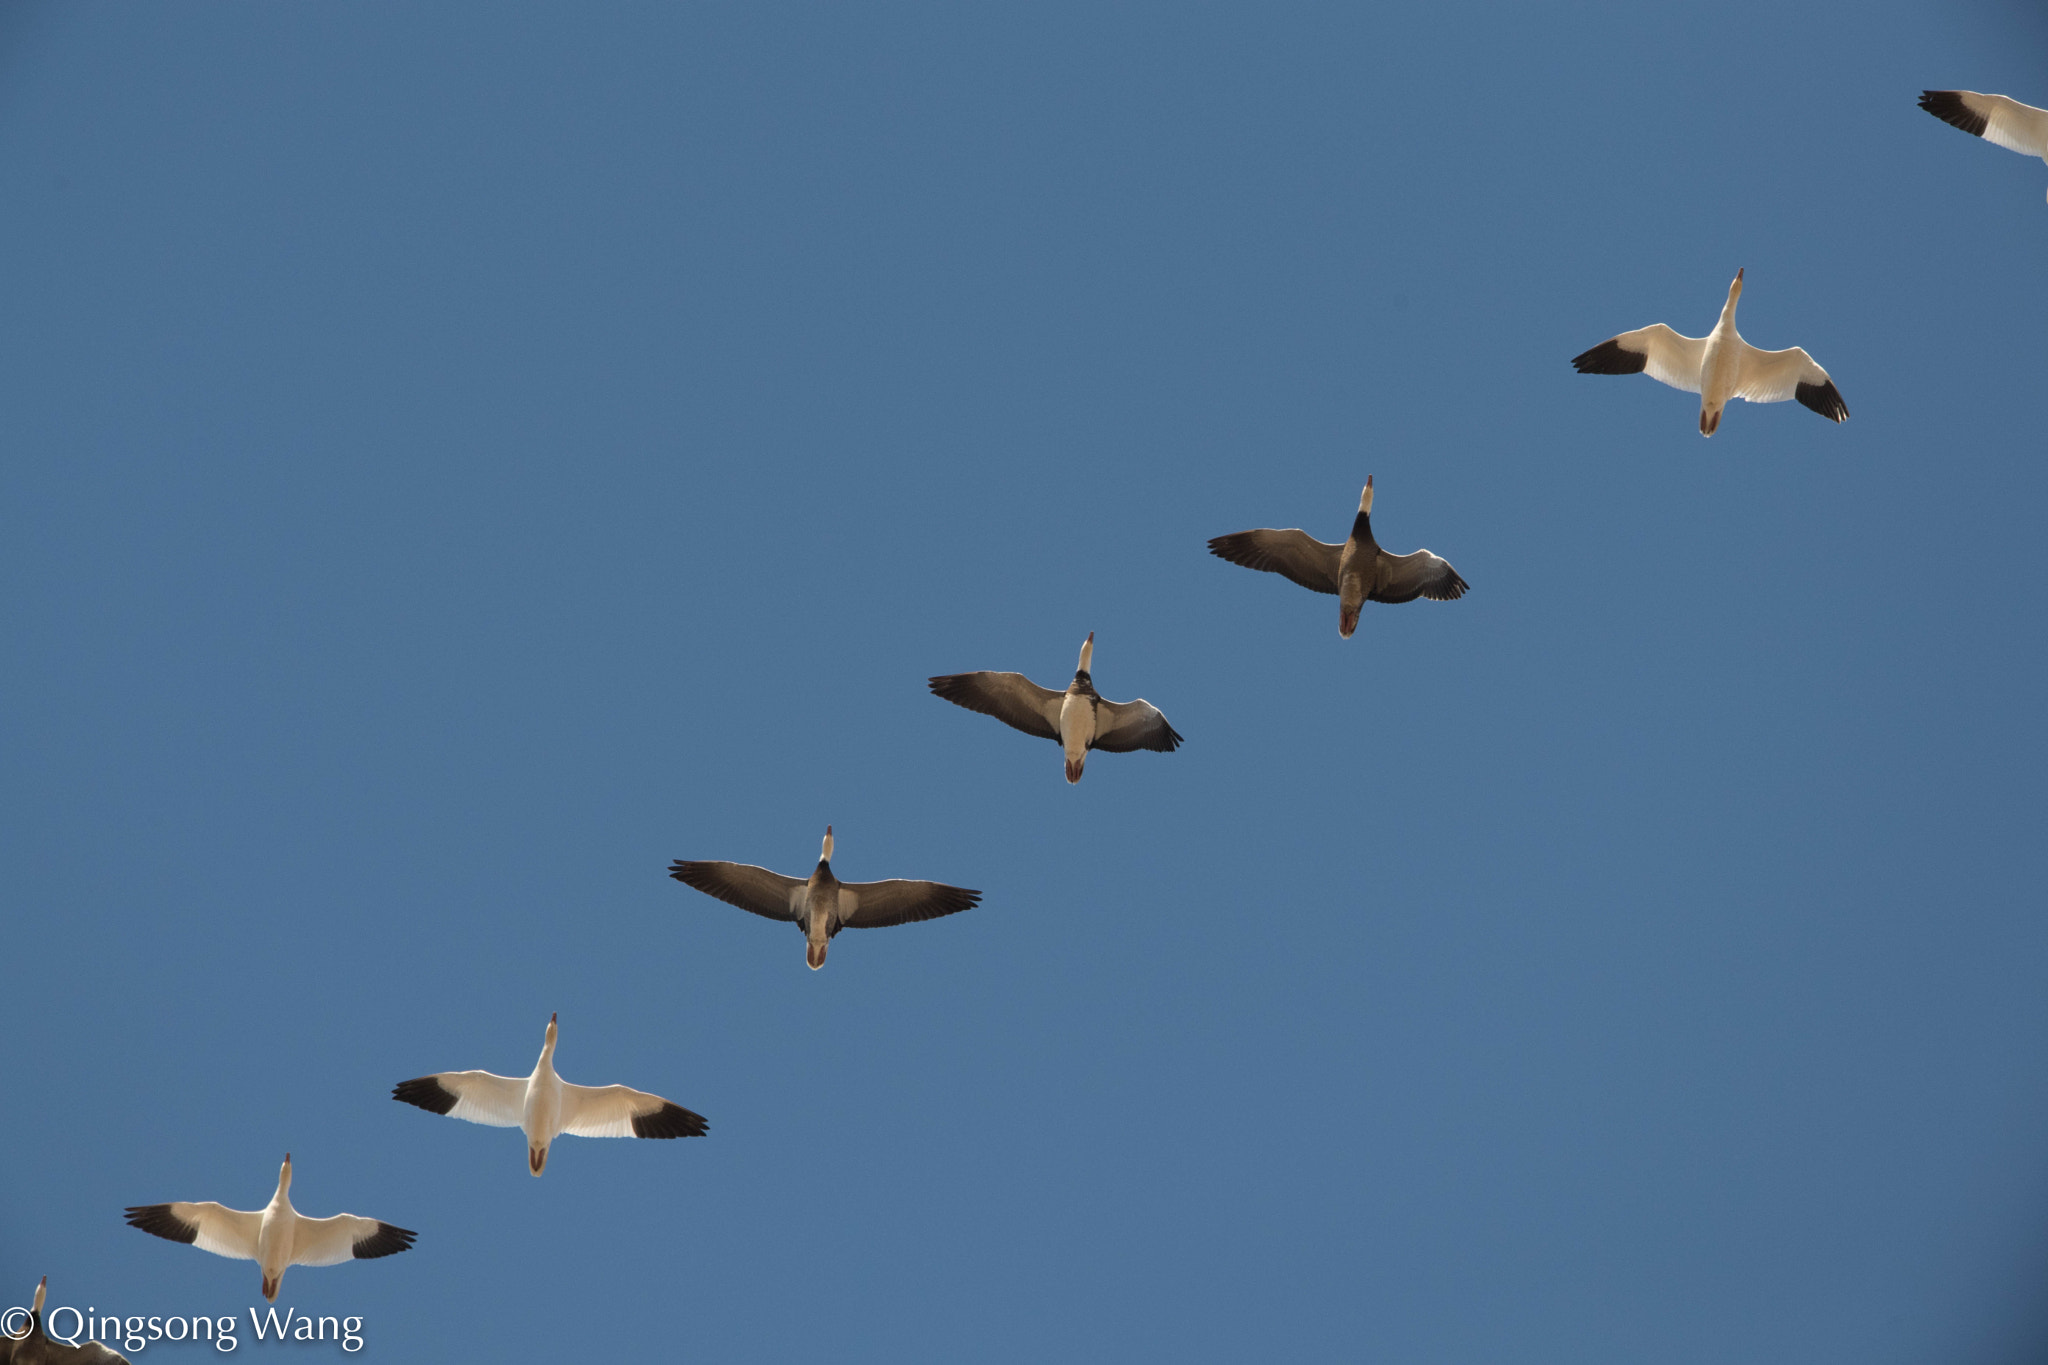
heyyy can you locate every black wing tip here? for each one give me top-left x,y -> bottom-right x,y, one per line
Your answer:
1796,379 -> 1849,422
1430,572 -> 1471,601
392,1076 -> 459,1116
633,1101 -> 710,1140
124,1205 -> 198,1244
668,859 -> 703,884
1919,90 -> 1988,137
352,1223 -> 417,1260
1571,338 -> 1648,375
1160,725 -> 1185,752
927,673 -> 970,698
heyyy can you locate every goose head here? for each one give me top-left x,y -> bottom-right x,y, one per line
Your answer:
32,1274 -> 46,1320
277,1153 -> 293,1195
1722,267 -> 1744,316
1076,631 -> 1094,680
1359,475 -> 1375,515
542,1012 -> 559,1056
819,825 -> 834,866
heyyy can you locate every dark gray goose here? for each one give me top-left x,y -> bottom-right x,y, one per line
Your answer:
671,826 -> 979,969
929,633 -> 1182,783
1919,90 -> 2048,200
1209,477 -> 1467,637
0,1279 -> 129,1364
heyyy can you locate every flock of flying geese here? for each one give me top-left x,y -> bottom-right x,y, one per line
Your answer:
9,83 -> 2044,1364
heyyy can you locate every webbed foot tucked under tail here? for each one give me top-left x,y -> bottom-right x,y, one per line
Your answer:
807,941 -> 827,969
529,1145 -> 548,1176
1064,757 -> 1084,783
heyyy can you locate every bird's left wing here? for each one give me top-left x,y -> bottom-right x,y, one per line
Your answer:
927,671 -> 1064,741
289,1215 -> 417,1268
1091,699 -> 1183,754
838,879 -> 982,929
668,861 -> 806,921
1735,343 -> 1848,421
1573,323 -> 1708,394
558,1082 -> 708,1139
1206,529 -> 1343,594
124,1203 -> 262,1261
392,1070 -> 528,1128
1372,549 -> 1469,604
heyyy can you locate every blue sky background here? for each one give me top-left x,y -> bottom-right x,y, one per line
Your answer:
5,2 -> 2048,1359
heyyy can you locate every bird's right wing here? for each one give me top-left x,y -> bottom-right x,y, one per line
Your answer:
1571,323 -> 1707,394
558,1082 -> 708,1140
926,671 -> 1063,741
124,1203 -> 262,1262
837,879 -> 982,929
289,1215 -> 417,1268
1206,529 -> 1342,595
668,861 -> 805,921
1373,549 -> 1469,604
1734,343 -> 1848,422
1920,90 -> 2048,158
391,1070 -> 529,1127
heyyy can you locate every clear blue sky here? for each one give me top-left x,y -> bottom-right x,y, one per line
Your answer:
5,2 -> 2048,1360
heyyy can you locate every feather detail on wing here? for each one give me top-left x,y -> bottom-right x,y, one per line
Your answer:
559,1083 -> 708,1139
1206,528 -> 1342,594
290,1215 -> 417,1268
124,1203 -> 262,1261
1372,549 -> 1469,604
668,861 -> 805,921
1572,324 -> 1707,394
1091,699 -> 1183,754
837,879 -> 982,929
1735,343 -> 1848,421
926,671 -> 1064,741
392,1071 -> 528,1128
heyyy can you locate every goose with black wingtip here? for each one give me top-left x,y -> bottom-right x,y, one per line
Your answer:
929,633 -> 1181,784
1572,269 -> 1847,436
671,826 -> 980,969
393,1014 -> 706,1175
124,1155 -> 415,1303
1209,476 -> 1467,638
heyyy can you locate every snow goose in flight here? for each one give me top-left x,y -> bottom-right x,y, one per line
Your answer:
671,826 -> 980,970
929,633 -> 1182,783
1209,476 -> 1467,638
393,1014 -> 705,1176
1919,90 -> 2048,199
0,1278 -> 130,1363
1572,269 -> 1848,435
124,1155 -> 414,1303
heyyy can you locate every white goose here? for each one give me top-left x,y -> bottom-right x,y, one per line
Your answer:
0,1278 -> 130,1363
671,826 -> 980,970
929,633 -> 1182,783
1920,90 -> 2048,199
124,1155 -> 415,1303
1572,269 -> 1848,435
393,1014 -> 706,1175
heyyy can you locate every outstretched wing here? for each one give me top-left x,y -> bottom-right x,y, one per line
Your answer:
838,879 -> 982,929
1091,699 -> 1183,754
1207,529 -> 1342,595
1572,323 -> 1708,394
558,1081 -> 709,1139
392,1070 -> 528,1128
1919,89 -> 2048,158
124,1202 -> 262,1262
289,1215 -> 417,1268
668,861 -> 805,921
1735,343 -> 1848,421
927,671 -> 1063,741
1372,549 -> 1468,604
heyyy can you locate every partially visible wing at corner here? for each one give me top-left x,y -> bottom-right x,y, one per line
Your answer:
124,1202 -> 261,1262
838,878 -> 982,929
1735,343 -> 1848,422
1091,699 -> 1182,754
1920,89 -> 2048,158
927,671 -> 1063,741
669,861 -> 805,921
1206,528 -> 1342,595
1572,324 -> 1706,394
1373,549 -> 1468,604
